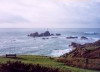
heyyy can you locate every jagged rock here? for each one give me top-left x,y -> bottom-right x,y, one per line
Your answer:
43,31 -> 51,36
28,31 -> 51,37
62,40 -> 100,58
28,32 -> 39,37
70,42 -> 83,48
28,31 -> 61,37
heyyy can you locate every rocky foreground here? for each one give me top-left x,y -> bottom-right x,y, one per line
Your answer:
58,40 -> 100,70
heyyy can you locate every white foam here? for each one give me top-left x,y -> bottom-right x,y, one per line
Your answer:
50,48 -> 72,57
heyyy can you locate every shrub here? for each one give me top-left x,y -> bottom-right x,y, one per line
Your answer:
0,61 -> 60,72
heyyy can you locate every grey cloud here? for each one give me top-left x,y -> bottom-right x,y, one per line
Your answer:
0,14 -> 30,23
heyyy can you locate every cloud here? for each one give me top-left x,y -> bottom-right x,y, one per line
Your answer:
0,0 -> 100,28
0,13 -> 29,23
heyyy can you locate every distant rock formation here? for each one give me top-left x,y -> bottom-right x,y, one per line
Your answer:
28,31 -> 61,37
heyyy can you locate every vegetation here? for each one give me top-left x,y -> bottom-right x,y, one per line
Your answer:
0,61 -> 59,72
58,40 -> 100,71
0,55 -> 99,72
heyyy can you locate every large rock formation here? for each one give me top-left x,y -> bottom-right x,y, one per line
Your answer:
28,31 -> 61,37
28,31 -> 52,37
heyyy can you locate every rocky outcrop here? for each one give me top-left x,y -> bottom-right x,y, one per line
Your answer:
28,31 -> 52,37
69,42 -> 83,48
60,40 -> 100,70
28,32 -> 39,37
62,40 -> 100,59
28,31 -> 61,37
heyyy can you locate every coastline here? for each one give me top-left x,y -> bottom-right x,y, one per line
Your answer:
58,40 -> 100,70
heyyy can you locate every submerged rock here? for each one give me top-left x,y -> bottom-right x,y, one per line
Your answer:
66,36 -> 78,39
81,36 -> 88,40
56,33 -> 61,36
42,37 -> 49,40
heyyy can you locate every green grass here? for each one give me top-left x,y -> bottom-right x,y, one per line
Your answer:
0,55 -> 99,72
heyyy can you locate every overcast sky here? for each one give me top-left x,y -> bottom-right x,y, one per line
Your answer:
0,0 -> 100,28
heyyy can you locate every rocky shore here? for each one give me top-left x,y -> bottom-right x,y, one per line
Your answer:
58,40 -> 100,70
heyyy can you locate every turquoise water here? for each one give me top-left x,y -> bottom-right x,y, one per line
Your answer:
0,28 -> 100,57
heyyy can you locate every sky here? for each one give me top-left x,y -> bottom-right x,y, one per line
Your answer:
0,0 -> 100,28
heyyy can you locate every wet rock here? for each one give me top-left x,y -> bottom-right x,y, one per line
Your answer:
28,31 -> 61,37
81,36 -> 88,40
70,42 -> 83,48
56,33 -> 61,36
28,31 -> 51,37
66,36 -> 78,39
51,34 -> 54,36
42,37 -> 49,40
28,32 -> 39,37
43,31 -> 51,36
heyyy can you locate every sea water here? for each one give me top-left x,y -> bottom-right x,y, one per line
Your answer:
0,28 -> 100,57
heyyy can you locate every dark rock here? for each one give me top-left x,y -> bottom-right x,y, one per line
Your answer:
56,33 -> 61,36
44,31 -> 51,36
51,34 -> 54,36
81,36 -> 88,40
70,42 -> 83,48
28,31 -> 61,37
63,40 -> 100,58
66,36 -> 78,39
28,31 -> 51,37
42,37 -> 49,40
28,32 -> 39,37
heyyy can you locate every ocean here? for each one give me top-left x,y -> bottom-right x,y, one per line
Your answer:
0,28 -> 100,57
